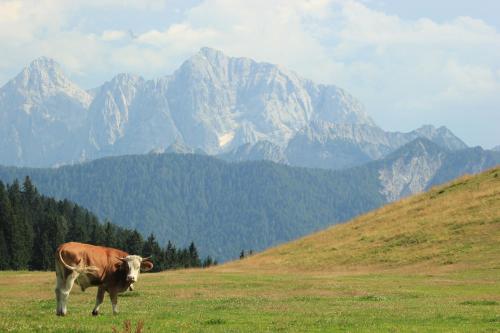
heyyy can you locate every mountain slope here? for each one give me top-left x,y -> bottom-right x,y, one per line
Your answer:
224,167 -> 500,272
0,139 -> 497,261
0,57 -> 91,166
374,138 -> 500,201
285,122 -> 467,170
0,154 -> 385,261
217,140 -> 287,163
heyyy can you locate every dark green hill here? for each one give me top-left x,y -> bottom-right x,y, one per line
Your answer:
0,177 -> 210,271
0,139 -> 497,262
0,154 -> 385,261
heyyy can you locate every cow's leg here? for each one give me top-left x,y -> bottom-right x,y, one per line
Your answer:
92,286 -> 105,316
54,264 -> 65,316
109,291 -> 119,315
59,271 -> 78,316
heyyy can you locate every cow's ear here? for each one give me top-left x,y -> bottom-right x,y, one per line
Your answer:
141,260 -> 153,272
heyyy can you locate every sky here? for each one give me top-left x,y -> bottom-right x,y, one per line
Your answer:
0,0 -> 499,148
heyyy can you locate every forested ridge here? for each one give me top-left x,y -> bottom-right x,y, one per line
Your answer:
0,153 -> 386,261
0,177 -> 215,271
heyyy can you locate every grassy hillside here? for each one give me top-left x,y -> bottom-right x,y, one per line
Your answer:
224,167 -> 500,273
0,168 -> 498,332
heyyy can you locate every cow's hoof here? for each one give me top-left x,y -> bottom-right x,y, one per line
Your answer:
92,310 -> 99,316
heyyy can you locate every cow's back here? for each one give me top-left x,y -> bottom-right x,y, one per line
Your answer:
57,242 -> 128,276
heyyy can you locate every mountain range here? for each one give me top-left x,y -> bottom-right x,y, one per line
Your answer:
0,48 -> 473,170
1,48 -> 498,260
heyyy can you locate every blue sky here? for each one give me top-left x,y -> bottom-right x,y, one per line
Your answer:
0,0 -> 499,148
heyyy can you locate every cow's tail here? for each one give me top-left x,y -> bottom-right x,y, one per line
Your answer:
57,249 -> 99,275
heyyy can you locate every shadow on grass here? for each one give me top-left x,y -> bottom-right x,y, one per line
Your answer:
460,300 -> 498,306
120,292 -> 141,298
204,318 -> 226,325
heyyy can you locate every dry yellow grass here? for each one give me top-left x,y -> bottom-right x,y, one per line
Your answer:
221,167 -> 500,274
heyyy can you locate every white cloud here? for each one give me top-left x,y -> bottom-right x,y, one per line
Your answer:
0,1 -> 23,22
101,30 -> 128,41
136,24 -> 218,47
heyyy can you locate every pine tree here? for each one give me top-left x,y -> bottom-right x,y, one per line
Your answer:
179,248 -> 190,268
125,230 -> 144,255
103,221 -> 117,248
22,176 -> 37,208
7,180 -> 33,269
0,182 -> 11,269
89,218 -> 104,245
164,241 -> 177,269
188,242 -> 201,267
67,206 -> 87,242
143,233 -> 163,271
202,256 -> 214,268
239,250 -> 245,260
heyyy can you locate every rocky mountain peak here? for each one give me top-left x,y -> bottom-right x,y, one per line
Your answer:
198,47 -> 227,61
1,56 -> 91,108
387,137 -> 444,159
108,73 -> 144,86
17,57 -> 69,90
413,125 -> 467,151
0,49 -> 473,170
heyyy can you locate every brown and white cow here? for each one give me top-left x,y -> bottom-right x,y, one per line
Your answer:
54,242 -> 153,316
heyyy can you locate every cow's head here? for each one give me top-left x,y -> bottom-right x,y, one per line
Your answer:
118,255 -> 154,283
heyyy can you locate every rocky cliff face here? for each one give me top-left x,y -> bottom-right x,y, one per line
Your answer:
377,139 -> 446,201
218,140 -> 287,164
0,48 -> 377,166
0,48 -> 468,171
164,47 -> 375,153
284,121 -> 466,170
0,57 -> 91,166
372,138 -> 500,202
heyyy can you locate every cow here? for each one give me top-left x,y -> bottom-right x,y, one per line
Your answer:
54,242 -> 153,316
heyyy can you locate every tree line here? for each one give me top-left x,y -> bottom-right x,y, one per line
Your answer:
0,153 -> 387,261
0,177 -> 216,271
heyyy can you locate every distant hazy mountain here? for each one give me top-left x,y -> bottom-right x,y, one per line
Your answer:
0,48 -> 468,169
0,57 -> 91,167
373,138 -> 500,201
218,140 -> 287,163
492,145 -> 500,152
0,48 -> 376,167
284,122 -> 467,170
0,139 -> 497,261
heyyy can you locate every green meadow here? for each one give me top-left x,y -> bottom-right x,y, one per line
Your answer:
0,168 -> 499,332
0,268 -> 498,332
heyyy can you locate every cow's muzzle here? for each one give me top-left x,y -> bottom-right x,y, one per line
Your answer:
126,276 -> 136,283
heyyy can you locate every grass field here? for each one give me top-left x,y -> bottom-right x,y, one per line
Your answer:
0,268 -> 499,332
0,168 -> 499,332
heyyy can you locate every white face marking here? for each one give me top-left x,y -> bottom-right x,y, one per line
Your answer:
124,255 -> 142,283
